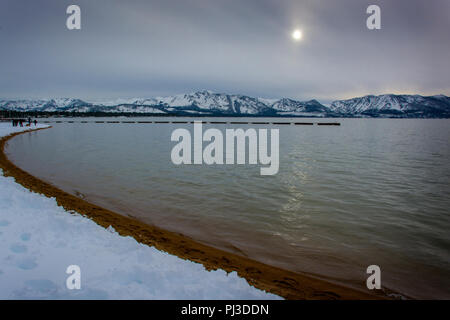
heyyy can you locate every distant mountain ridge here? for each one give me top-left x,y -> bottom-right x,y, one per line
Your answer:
329,94 -> 450,117
1,91 -> 449,118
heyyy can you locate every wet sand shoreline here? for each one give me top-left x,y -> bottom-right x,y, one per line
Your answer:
0,126 -> 384,300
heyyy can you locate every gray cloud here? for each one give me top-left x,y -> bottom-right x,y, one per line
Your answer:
0,0 -> 449,102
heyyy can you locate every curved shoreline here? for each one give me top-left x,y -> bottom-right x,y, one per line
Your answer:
1,127 -> 383,300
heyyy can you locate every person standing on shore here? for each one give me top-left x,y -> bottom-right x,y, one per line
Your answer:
34,119 -> 37,126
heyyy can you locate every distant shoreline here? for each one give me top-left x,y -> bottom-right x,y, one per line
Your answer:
1,127 -> 386,300
2,112 -> 450,119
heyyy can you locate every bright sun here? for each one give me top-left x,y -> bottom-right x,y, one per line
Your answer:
292,29 -> 303,41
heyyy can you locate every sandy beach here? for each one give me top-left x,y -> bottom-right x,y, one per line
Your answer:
0,125 -> 387,300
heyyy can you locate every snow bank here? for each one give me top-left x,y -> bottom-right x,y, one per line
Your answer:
0,122 -> 50,138
0,123 -> 280,299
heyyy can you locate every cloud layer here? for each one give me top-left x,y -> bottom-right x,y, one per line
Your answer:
1,0 -> 449,102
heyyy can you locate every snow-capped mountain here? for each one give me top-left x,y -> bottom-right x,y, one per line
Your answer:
0,91 -> 328,116
1,92 -> 449,117
0,98 -> 84,112
329,94 -> 450,117
154,90 -> 272,114
270,98 -> 327,112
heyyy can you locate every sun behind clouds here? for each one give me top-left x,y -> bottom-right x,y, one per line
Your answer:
292,29 -> 303,41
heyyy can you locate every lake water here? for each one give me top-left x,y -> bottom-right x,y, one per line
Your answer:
6,117 -> 450,299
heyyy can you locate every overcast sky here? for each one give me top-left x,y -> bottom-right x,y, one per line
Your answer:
0,0 -> 449,103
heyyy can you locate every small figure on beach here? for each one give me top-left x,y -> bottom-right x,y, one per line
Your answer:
19,119 -> 23,127
34,119 -> 37,126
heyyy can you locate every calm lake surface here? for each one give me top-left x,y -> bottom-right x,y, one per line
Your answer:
6,117 -> 450,299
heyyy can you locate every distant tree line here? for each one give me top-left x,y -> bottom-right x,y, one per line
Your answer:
0,110 -> 324,118
2,109 -> 446,119
0,110 -> 175,118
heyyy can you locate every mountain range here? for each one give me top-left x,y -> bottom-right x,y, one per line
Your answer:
1,91 -> 449,118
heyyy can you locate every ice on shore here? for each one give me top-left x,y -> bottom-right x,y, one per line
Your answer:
0,123 -> 280,299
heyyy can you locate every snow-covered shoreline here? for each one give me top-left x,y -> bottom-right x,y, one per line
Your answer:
0,123 -> 280,299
